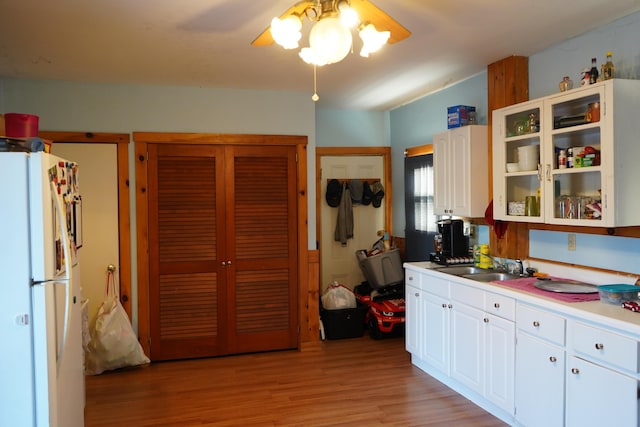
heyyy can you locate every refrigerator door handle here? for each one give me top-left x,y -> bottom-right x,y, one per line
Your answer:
49,180 -> 72,369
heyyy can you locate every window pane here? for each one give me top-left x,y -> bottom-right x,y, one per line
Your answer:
414,165 -> 435,232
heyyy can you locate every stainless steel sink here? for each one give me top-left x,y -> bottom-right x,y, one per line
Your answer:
435,266 -> 491,276
461,272 -> 520,282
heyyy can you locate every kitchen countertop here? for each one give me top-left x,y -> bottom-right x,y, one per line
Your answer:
404,260 -> 640,338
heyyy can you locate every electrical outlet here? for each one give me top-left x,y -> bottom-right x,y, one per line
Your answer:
568,234 -> 576,251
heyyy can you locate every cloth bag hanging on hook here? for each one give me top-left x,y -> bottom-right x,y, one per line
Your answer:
85,270 -> 150,375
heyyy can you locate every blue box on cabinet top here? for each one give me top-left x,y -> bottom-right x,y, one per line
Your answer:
447,105 -> 476,128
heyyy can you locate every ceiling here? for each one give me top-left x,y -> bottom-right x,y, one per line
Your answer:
1,0 -> 639,111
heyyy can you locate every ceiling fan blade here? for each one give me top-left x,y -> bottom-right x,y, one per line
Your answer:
251,1 -> 316,46
350,0 -> 411,44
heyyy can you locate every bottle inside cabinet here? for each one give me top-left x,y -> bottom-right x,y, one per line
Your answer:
553,171 -> 602,220
550,90 -> 603,221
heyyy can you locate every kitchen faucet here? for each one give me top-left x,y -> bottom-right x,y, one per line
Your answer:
515,259 -> 525,276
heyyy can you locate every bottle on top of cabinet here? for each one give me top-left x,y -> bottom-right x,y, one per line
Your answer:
602,52 -> 615,80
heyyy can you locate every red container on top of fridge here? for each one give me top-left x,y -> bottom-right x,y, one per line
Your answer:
4,113 -> 39,137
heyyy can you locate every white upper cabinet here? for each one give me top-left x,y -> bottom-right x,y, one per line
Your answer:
492,79 -> 640,227
434,125 -> 489,217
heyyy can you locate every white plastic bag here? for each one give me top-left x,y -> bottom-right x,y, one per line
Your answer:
321,282 -> 356,310
85,271 -> 150,375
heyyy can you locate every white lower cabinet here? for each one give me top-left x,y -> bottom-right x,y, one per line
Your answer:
451,300 -> 485,394
566,356 -> 638,427
566,321 -> 640,427
515,332 -> 566,427
515,302 -> 567,427
404,265 -> 640,427
423,288 -> 450,373
485,312 -> 516,413
437,278 -> 515,416
405,270 -> 422,357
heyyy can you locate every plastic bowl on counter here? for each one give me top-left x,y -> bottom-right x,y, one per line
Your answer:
597,284 -> 640,305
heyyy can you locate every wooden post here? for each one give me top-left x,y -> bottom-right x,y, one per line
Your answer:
487,56 -> 530,260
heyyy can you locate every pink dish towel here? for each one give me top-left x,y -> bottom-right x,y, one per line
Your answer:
492,277 -> 601,303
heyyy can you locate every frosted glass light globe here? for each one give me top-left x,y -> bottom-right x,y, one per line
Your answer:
308,17 -> 352,65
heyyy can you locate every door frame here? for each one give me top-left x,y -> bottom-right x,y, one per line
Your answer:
38,131 -> 133,317
315,147 -> 392,293
133,132 -> 309,356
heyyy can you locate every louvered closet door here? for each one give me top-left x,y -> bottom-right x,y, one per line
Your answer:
148,144 -> 227,360
226,145 -> 298,354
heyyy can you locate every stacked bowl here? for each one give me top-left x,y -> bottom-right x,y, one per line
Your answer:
517,145 -> 539,171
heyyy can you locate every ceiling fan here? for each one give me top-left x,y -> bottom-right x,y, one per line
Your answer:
251,0 -> 411,64
252,0 -> 410,101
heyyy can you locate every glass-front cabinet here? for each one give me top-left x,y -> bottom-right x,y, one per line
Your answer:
492,100 -> 544,223
492,79 -> 640,227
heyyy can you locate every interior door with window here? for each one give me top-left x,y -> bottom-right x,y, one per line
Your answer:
404,153 -> 436,262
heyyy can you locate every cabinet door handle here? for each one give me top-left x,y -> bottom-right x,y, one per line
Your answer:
408,276 -> 413,281
221,261 -> 227,266
537,163 -> 542,181
415,293 -> 419,297
483,317 -> 489,323
448,304 -> 452,309
533,321 -> 540,327
595,343 -> 604,350
549,356 -> 557,363
571,368 -> 580,375
494,302 -> 500,308
545,164 -> 551,182
442,303 -> 447,308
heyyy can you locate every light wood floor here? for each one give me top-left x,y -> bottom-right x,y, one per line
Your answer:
85,336 -> 507,426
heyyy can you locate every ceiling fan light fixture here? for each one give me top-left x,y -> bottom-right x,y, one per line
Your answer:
338,3 -> 359,28
270,15 -> 302,49
307,16 -> 353,65
299,47 -> 327,66
358,23 -> 390,57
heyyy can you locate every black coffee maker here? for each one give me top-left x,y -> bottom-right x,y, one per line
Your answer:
437,219 -> 469,257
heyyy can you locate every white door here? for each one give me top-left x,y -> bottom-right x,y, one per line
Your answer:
320,155 -> 385,293
52,144 -> 119,325
423,290 -> 450,374
515,332 -> 565,427
566,356 -> 638,427
484,313 -> 515,414
450,302 -> 484,394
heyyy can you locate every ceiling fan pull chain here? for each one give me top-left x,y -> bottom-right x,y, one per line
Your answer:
312,64 -> 320,101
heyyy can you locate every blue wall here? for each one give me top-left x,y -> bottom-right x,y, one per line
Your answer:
316,108 -> 388,147
316,10 -> 640,275
527,11 -> 640,274
388,73 -> 488,236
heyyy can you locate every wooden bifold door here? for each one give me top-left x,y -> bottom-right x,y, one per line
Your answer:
147,143 -> 298,360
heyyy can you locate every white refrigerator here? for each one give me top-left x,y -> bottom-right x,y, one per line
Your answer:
0,152 -> 85,427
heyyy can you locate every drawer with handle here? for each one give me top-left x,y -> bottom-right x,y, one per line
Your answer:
517,303 -> 566,346
571,321 -> 640,373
